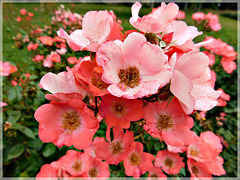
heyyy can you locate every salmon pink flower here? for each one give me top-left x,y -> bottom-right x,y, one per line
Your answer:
124,142 -> 155,178
27,43 -> 38,51
187,159 -> 212,179
40,71 -> 86,101
34,99 -> 99,149
143,98 -> 195,147
206,13 -> 221,31
72,56 -> 109,96
57,10 -> 123,52
11,80 -> 18,86
0,61 -> 17,76
155,150 -> 184,175
221,56 -> 237,73
94,126 -> 134,164
85,157 -> 110,179
28,12 -> 34,17
97,32 -> 172,99
203,51 -> 215,66
39,36 -> 54,46
99,94 -> 143,128
16,16 -> 21,22
57,150 -> 91,176
192,12 -> 206,21
148,166 -> 167,179
84,137 -> 105,158
130,2 -> 179,33
20,9 -> 27,15
34,55 -> 44,62
67,57 -> 78,64
176,10 -> 185,20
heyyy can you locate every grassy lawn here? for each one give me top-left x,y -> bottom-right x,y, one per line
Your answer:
3,2 -> 237,67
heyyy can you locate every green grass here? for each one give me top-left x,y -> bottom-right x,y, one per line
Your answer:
3,2 -> 237,68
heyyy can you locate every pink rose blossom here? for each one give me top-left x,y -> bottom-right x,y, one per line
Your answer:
39,36 -> 54,46
0,102 -> 7,107
0,61 -> 17,76
192,12 -> 206,21
155,150 -> 184,175
97,32 -> 172,99
124,142 -> 155,178
34,99 -> 99,149
28,12 -> 34,17
176,10 -> 185,20
130,2 -> 179,33
20,9 -> 27,15
16,16 -> 21,22
34,55 -> 44,62
27,43 -> 38,51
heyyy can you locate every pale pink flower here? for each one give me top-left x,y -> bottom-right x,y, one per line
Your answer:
0,61 -> 17,76
155,150 -> 184,175
0,102 -> 7,107
130,2 -> 179,33
33,55 -> 44,62
97,32 -> 172,99
169,51 -> 221,114
192,12 -> 205,21
176,10 -> 185,20
34,99 -> 99,149
56,48 -> 67,55
58,10 -> 123,52
39,71 -> 86,101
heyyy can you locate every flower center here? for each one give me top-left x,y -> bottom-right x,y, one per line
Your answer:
111,141 -> 123,155
156,114 -> 174,131
61,110 -> 81,134
118,66 -> 140,88
88,167 -> 98,177
71,161 -> 82,172
191,166 -> 199,177
112,101 -> 126,116
150,173 -> 158,178
164,158 -> 174,168
91,71 -> 108,90
190,147 -> 200,157
129,152 -> 141,166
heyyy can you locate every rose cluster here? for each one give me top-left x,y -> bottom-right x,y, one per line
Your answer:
35,2 -> 226,178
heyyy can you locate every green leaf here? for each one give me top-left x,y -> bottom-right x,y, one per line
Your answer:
7,144 -> 25,160
29,74 -> 39,80
180,167 -> 186,176
25,165 -> 40,176
6,110 -> 21,123
153,142 -> 160,151
7,86 -> 22,103
33,91 -> 45,106
27,149 -> 43,166
20,171 -> 29,177
43,143 -> 56,157
11,123 -> 35,139
27,138 -> 43,148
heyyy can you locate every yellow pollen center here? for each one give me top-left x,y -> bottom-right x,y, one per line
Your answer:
71,161 -> 82,172
164,158 -> 174,168
118,66 -> 140,88
91,72 -> 108,89
190,148 -> 200,157
111,141 -> 123,155
61,110 -> 81,134
88,167 -> 98,177
191,166 -> 199,177
156,114 -> 174,131
129,152 -> 141,166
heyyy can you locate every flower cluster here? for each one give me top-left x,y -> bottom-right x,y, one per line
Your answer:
192,12 -> 221,31
203,36 -> 237,73
16,8 -> 34,22
35,2 -> 227,178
